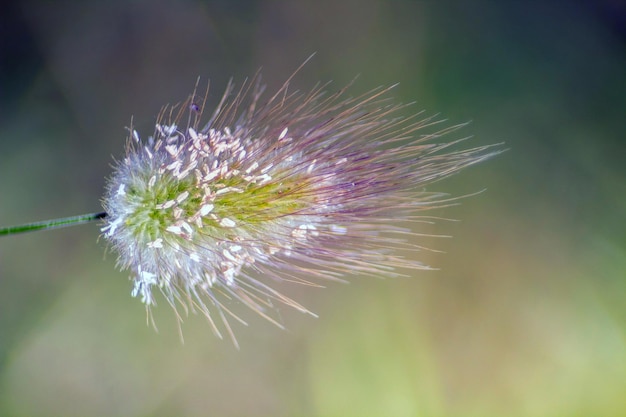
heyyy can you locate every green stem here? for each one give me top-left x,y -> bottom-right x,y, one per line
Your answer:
0,212 -> 108,236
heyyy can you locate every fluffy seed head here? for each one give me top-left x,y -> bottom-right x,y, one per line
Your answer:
102,69 -> 497,344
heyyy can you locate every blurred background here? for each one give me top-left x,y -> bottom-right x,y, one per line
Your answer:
0,1 -> 624,416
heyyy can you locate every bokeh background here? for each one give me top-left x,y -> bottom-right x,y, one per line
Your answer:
1,1 -> 624,416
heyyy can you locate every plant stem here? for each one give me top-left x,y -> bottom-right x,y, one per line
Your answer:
0,212 -> 108,236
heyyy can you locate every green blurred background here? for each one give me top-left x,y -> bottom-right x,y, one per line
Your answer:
1,1 -> 624,416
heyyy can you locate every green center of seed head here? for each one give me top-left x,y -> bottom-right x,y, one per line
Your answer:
123,168 -> 309,243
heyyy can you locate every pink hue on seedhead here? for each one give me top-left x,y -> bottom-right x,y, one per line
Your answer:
102,64 -> 499,346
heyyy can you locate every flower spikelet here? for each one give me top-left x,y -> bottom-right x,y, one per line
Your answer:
102,71 -> 497,343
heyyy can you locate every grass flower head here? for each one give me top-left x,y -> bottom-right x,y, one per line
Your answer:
100,69 -> 497,343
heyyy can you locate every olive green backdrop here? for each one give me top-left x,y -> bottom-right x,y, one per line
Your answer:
0,1 -> 624,416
